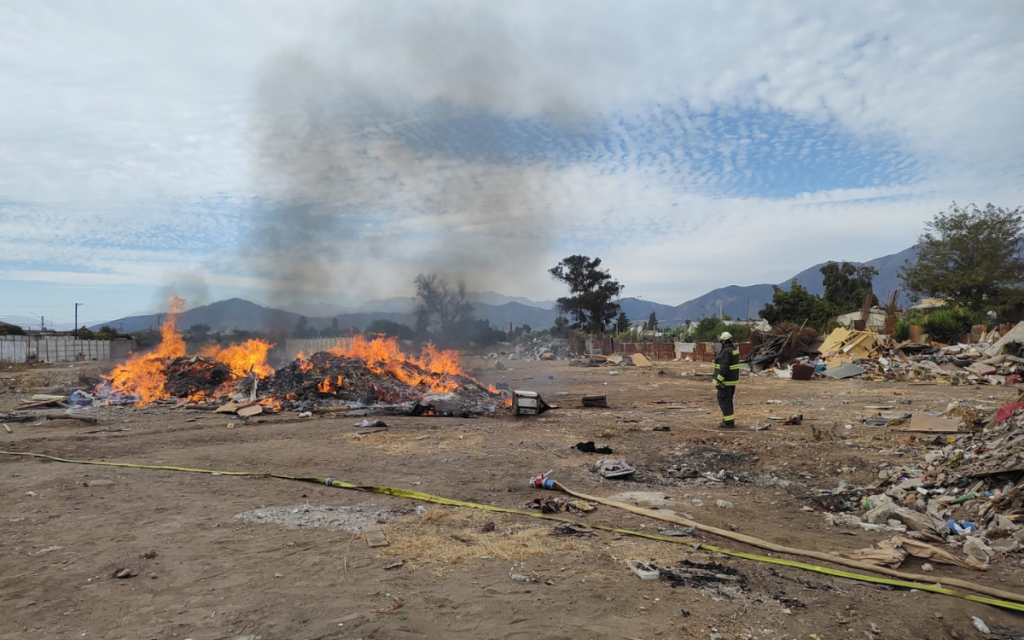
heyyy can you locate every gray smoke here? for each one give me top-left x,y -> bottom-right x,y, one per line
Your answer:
245,4 -> 611,309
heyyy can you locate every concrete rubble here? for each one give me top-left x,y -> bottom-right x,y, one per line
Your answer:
850,393 -> 1024,568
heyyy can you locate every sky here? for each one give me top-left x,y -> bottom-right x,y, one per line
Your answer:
1,1 -> 1023,329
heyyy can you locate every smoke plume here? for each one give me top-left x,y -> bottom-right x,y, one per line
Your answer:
245,4 -> 610,308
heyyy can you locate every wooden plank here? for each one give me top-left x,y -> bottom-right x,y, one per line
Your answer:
363,524 -> 389,548
237,404 -> 263,417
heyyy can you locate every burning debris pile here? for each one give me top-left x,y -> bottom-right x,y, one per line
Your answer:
98,297 -> 506,416
261,339 -> 505,416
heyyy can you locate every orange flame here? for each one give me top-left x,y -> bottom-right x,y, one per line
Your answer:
105,294 -> 274,406
327,335 -> 467,393
317,374 -> 344,394
200,339 -> 274,378
108,295 -> 187,404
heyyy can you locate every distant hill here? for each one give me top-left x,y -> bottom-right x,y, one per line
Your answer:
92,248 -> 920,332
670,247 -> 916,323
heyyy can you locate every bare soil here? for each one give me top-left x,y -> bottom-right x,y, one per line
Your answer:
2,359 -> 1023,640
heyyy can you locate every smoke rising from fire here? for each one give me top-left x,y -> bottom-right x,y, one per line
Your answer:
246,4 -> 612,308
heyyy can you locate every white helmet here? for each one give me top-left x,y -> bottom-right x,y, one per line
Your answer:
718,331 -> 733,341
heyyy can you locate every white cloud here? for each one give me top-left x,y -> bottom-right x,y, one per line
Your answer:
0,1 -> 1022,317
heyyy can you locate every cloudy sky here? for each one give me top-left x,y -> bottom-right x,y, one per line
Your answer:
1,1 -> 1022,328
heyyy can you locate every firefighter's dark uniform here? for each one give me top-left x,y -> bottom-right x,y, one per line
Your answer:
714,340 -> 739,427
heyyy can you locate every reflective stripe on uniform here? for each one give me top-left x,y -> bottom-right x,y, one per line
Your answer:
730,364 -> 741,369
722,414 -> 735,421
723,380 -> 738,386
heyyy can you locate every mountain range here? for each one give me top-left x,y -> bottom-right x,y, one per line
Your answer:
89,247 -> 916,334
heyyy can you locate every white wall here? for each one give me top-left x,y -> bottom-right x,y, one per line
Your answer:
0,335 -> 135,363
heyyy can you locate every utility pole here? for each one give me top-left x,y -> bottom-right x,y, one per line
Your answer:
746,295 -> 750,321
75,303 -> 83,338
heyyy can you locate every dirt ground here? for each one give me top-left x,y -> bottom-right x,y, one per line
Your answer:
2,358 -> 1023,640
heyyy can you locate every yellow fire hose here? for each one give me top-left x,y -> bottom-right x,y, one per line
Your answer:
2,450 -> 1022,613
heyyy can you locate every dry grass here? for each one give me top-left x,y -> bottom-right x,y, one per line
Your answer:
378,507 -> 592,571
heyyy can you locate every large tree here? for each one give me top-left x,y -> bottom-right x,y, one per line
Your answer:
413,273 -> 474,335
614,310 -> 631,333
549,255 -> 624,334
899,203 -> 1024,316
646,311 -> 659,332
820,261 -> 878,313
759,280 -> 832,329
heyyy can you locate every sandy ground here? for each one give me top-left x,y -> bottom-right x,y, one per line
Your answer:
1,358 -> 1023,640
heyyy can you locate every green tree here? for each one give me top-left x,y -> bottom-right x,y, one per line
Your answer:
820,261 -> 879,313
899,202 -> 1024,318
365,319 -> 415,340
759,280 -> 824,327
76,326 -> 95,339
646,311 -> 659,331
414,274 -> 474,336
614,310 -> 631,333
692,317 -> 725,342
549,255 -> 624,333
551,315 -> 569,338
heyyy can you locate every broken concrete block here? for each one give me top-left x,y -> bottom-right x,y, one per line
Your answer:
864,498 -> 898,525
990,538 -> 1019,554
991,514 -> 1020,532
963,536 -> 992,563
966,362 -> 997,376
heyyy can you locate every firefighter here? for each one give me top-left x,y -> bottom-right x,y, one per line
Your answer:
713,331 -> 739,428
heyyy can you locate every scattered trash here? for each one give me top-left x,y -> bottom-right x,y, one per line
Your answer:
572,441 -> 614,454
509,562 -> 538,583
114,568 -> 138,579
581,394 -> 609,408
525,496 -> 595,513
627,559 -> 660,580
781,415 -> 803,425
355,419 -> 388,428
383,560 -> 405,570
512,390 -> 551,416
715,499 -> 734,509
653,425 -> 671,432
593,458 -> 637,479
658,526 -> 696,537
972,617 -> 991,634
363,523 -> 389,548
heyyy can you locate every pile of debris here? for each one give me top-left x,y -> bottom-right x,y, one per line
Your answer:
262,351 -> 505,416
490,338 -> 572,362
751,324 -> 1024,384
746,325 -> 822,373
827,394 -> 1024,568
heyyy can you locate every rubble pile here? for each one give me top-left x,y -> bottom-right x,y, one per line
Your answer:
746,326 -> 821,373
490,338 -> 572,362
262,351 -> 505,416
828,395 -> 1024,568
750,324 -> 1024,385
163,356 -> 232,399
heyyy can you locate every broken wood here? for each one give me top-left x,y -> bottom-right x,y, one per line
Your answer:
363,523 -> 389,548
237,404 -> 263,417
581,395 -> 609,408
3,423 -> 11,434
45,414 -> 99,424
313,406 -> 352,415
